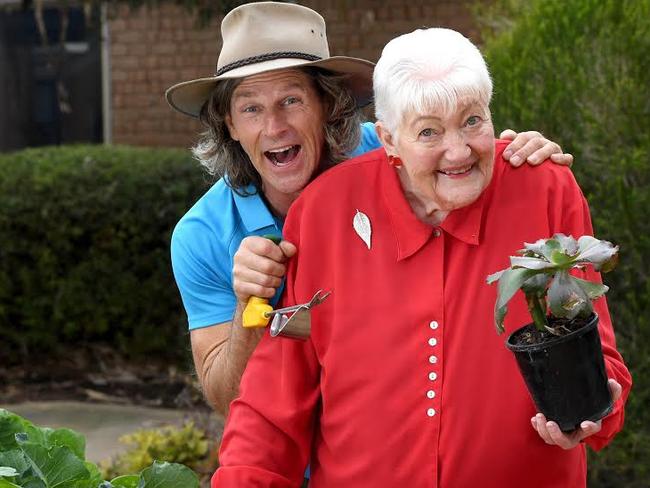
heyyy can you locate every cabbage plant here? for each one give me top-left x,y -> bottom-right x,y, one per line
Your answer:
487,234 -> 619,335
0,409 -> 199,488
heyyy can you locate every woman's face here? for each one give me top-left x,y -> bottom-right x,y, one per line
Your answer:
378,99 -> 495,223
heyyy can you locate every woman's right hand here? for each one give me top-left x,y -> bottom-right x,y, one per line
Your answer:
232,236 -> 297,305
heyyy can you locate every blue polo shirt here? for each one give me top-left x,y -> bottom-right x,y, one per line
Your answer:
171,122 -> 381,329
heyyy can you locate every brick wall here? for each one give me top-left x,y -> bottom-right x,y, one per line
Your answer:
108,0 -> 481,148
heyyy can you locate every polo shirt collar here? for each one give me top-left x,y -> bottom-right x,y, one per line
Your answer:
380,153 -> 485,261
231,182 -> 280,232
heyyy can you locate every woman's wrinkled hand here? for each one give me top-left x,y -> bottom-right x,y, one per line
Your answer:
530,379 -> 622,449
500,129 -> 574,167
232,236 -> 297,305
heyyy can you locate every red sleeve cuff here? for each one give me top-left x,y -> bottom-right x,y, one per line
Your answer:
212,466 -> 295,488
584,362 -> 632,451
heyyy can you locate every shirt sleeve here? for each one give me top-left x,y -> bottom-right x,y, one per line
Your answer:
170,219 -> 236,329
551,167 -> 632,451
213,206 -> 321,486
348,121 -> 382,157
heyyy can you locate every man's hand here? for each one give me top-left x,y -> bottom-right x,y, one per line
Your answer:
232,236 -> 297,305
500,129 -> 574,167
531,379 -> 622,449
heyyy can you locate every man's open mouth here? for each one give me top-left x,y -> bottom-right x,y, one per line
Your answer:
265,145 -> 301,166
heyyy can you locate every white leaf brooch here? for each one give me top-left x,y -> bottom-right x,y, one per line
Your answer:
353,209 -> 372,250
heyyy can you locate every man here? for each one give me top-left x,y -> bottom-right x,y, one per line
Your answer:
166,1 -> 573,415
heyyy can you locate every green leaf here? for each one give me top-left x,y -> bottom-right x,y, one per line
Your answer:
547,271 -> 593,319
549,249 -> 576,267
491,267 -> 543,334
572,276 -> 609,299
137,461 -> 199,488
510,256 -> 556,270
575,235 -> 619,270
0,410 -> 36,451
521,273 -> 551,294
0,479 -> 21,488
18,441 -> 90,488
82,461 -> 106,487
486,268 -> 506,285
45,429 -> 86,461
0,450 -> 29,477
553,233 -> 579,255
523,237 -> 559,260
109,474 -> 139,488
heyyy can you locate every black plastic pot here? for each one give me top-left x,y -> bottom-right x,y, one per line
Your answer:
506,313 -> 612,432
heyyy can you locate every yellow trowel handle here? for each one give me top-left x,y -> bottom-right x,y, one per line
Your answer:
242,234 -> 282,328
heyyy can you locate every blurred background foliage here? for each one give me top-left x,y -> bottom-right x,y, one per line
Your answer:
0,145 -> 209,364
476,0 -> 649,486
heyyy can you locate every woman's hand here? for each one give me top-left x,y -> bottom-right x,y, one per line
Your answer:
530,379 -> 622,449
500,129 -> 574,167
232,236 -> 297,305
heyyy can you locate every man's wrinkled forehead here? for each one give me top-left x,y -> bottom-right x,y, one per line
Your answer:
230,69 -> 315,103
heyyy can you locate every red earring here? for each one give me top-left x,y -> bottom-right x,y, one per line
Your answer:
388,155 -> 403,168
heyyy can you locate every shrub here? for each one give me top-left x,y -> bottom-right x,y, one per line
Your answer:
476,1 -> 650,486
0,145 -> 209,364
102,422 -> 211,480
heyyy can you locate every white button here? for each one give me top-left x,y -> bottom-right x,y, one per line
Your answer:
429,372 -> 437,381
428,338 -> 437,346
429,355 -> 437,364
427,408 -> 436,417
426,390 -> 435,399
433,229 -> 441,237
429,321 -> 439,329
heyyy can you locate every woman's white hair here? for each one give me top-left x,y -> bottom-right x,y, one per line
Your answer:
374,28 -> 493,136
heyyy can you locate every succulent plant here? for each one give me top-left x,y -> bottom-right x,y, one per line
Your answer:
487,234 -> 619,335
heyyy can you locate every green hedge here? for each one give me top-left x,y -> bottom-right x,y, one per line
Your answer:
478,0 -> 649,486
0,145 -> 208,363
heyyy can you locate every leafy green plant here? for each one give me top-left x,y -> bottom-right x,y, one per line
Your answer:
487,233 -> 619,335
0,409 -> 199,488
102,422 -> 209,480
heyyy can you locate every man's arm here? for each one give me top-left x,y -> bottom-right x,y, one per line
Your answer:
190,311 -> 263,415
191,237 -> 296,415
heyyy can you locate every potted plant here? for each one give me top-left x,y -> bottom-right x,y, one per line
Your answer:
487,233 -> 619,432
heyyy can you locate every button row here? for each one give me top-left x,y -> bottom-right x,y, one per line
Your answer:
427,320 -> 439,417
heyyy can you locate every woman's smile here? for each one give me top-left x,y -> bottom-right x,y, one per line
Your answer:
436,163 -> 476,178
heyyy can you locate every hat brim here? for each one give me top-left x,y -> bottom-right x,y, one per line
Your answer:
165,56 -> 375,118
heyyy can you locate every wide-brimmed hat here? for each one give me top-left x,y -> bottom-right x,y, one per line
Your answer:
165,1 -> 375,118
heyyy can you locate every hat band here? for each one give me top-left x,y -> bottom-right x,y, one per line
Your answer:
216,51 -> 322,76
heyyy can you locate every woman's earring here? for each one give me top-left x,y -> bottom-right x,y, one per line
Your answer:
388,155 -> 403,168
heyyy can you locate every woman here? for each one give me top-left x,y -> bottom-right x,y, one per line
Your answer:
212,28 -> 631,487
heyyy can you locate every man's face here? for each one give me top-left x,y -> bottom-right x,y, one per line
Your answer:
226,69 -> 327,215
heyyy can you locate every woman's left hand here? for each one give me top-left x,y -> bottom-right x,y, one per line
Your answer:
500,129 -> 574,167
530,379 -> 622,449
